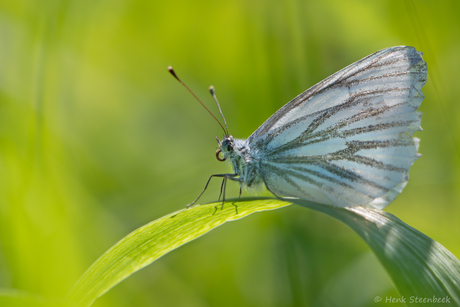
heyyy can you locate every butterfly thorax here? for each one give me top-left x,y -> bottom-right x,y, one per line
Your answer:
219,136 -> 263,189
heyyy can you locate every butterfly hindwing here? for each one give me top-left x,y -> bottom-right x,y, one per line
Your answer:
249,46 -> 427,208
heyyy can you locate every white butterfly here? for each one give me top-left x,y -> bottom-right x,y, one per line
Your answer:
169,46 -> 427,209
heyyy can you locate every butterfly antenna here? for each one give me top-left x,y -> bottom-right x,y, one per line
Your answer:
168,66 -> 227,135
209,86 -> 229,136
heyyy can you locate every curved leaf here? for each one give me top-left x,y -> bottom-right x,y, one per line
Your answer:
291,198 -> 460,305
66,198 -> 292,307
67,198 -> 460,306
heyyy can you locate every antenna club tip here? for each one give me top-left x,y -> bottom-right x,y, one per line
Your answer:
209,85 -> 215,95
167,66 -> 180,81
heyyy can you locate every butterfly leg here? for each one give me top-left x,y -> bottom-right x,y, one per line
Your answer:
218,178 -> 226,201
187,173 -> 238,208
222,176 -> 243,210
221,177 -> 228,210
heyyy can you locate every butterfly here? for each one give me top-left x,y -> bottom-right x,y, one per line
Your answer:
169,46 -> 427,209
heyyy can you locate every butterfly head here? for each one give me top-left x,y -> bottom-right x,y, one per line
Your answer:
216,136 -> 235,162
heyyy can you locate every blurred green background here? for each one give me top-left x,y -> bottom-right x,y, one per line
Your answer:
0,0 -> 459,306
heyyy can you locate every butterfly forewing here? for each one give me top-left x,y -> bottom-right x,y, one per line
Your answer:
249,46 -> 427,209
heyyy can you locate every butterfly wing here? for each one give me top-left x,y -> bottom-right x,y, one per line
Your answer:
248,46 -> 427,208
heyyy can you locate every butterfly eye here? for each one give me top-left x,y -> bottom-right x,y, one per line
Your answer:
216,149 -> 226,162
227,144 -> 233,151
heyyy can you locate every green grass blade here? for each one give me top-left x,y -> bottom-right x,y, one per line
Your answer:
67,197 -> 460,306
291,199 -> 460,304
66,198 -> 292,307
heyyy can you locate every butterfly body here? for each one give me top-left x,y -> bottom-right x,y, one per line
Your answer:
215,46 -> 427,209
218,136 -> 264,189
